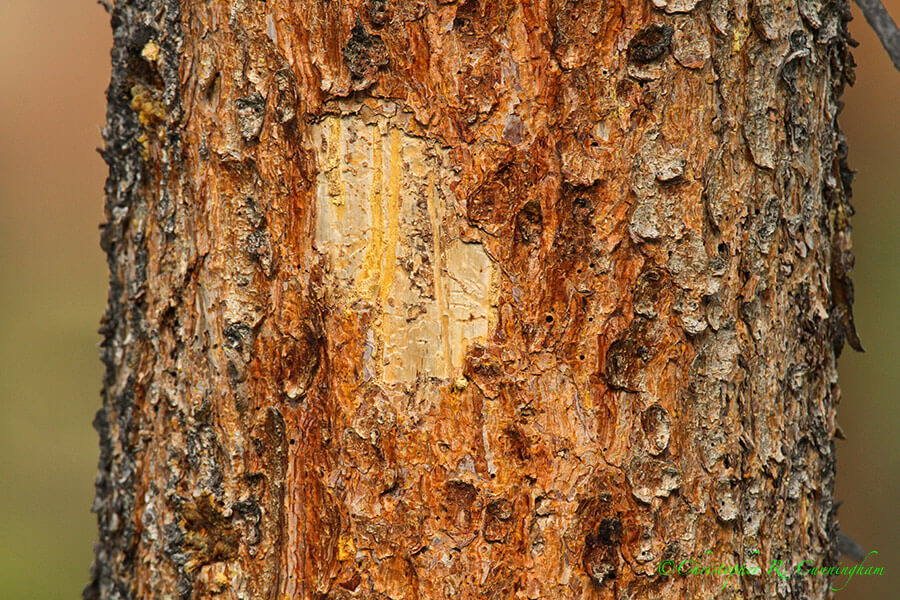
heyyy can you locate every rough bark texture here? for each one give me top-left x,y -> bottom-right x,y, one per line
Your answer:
88,0 -> 860,598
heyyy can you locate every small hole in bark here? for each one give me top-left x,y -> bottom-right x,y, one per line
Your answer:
546,315 -> 554,323
579,354 -> 586,360
289,438 -> 296,445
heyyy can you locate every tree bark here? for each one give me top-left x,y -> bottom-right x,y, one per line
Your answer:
87,0 -> 859,598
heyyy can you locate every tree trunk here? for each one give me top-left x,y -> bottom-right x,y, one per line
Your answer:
87,0 -> 859,598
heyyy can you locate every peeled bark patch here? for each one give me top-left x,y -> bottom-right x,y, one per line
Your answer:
311,103 -> 495,383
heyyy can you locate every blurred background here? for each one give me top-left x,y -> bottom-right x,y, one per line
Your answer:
0,1 -> 896,597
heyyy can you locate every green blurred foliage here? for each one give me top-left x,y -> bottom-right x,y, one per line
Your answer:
0,0 -> 896,597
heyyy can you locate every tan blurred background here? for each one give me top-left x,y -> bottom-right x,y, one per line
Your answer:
0,1 -> 895,597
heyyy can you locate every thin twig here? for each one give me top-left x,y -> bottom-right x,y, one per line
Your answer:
854,0 -> 900,72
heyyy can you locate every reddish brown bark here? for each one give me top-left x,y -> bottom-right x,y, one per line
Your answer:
88,0 -> 859,598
